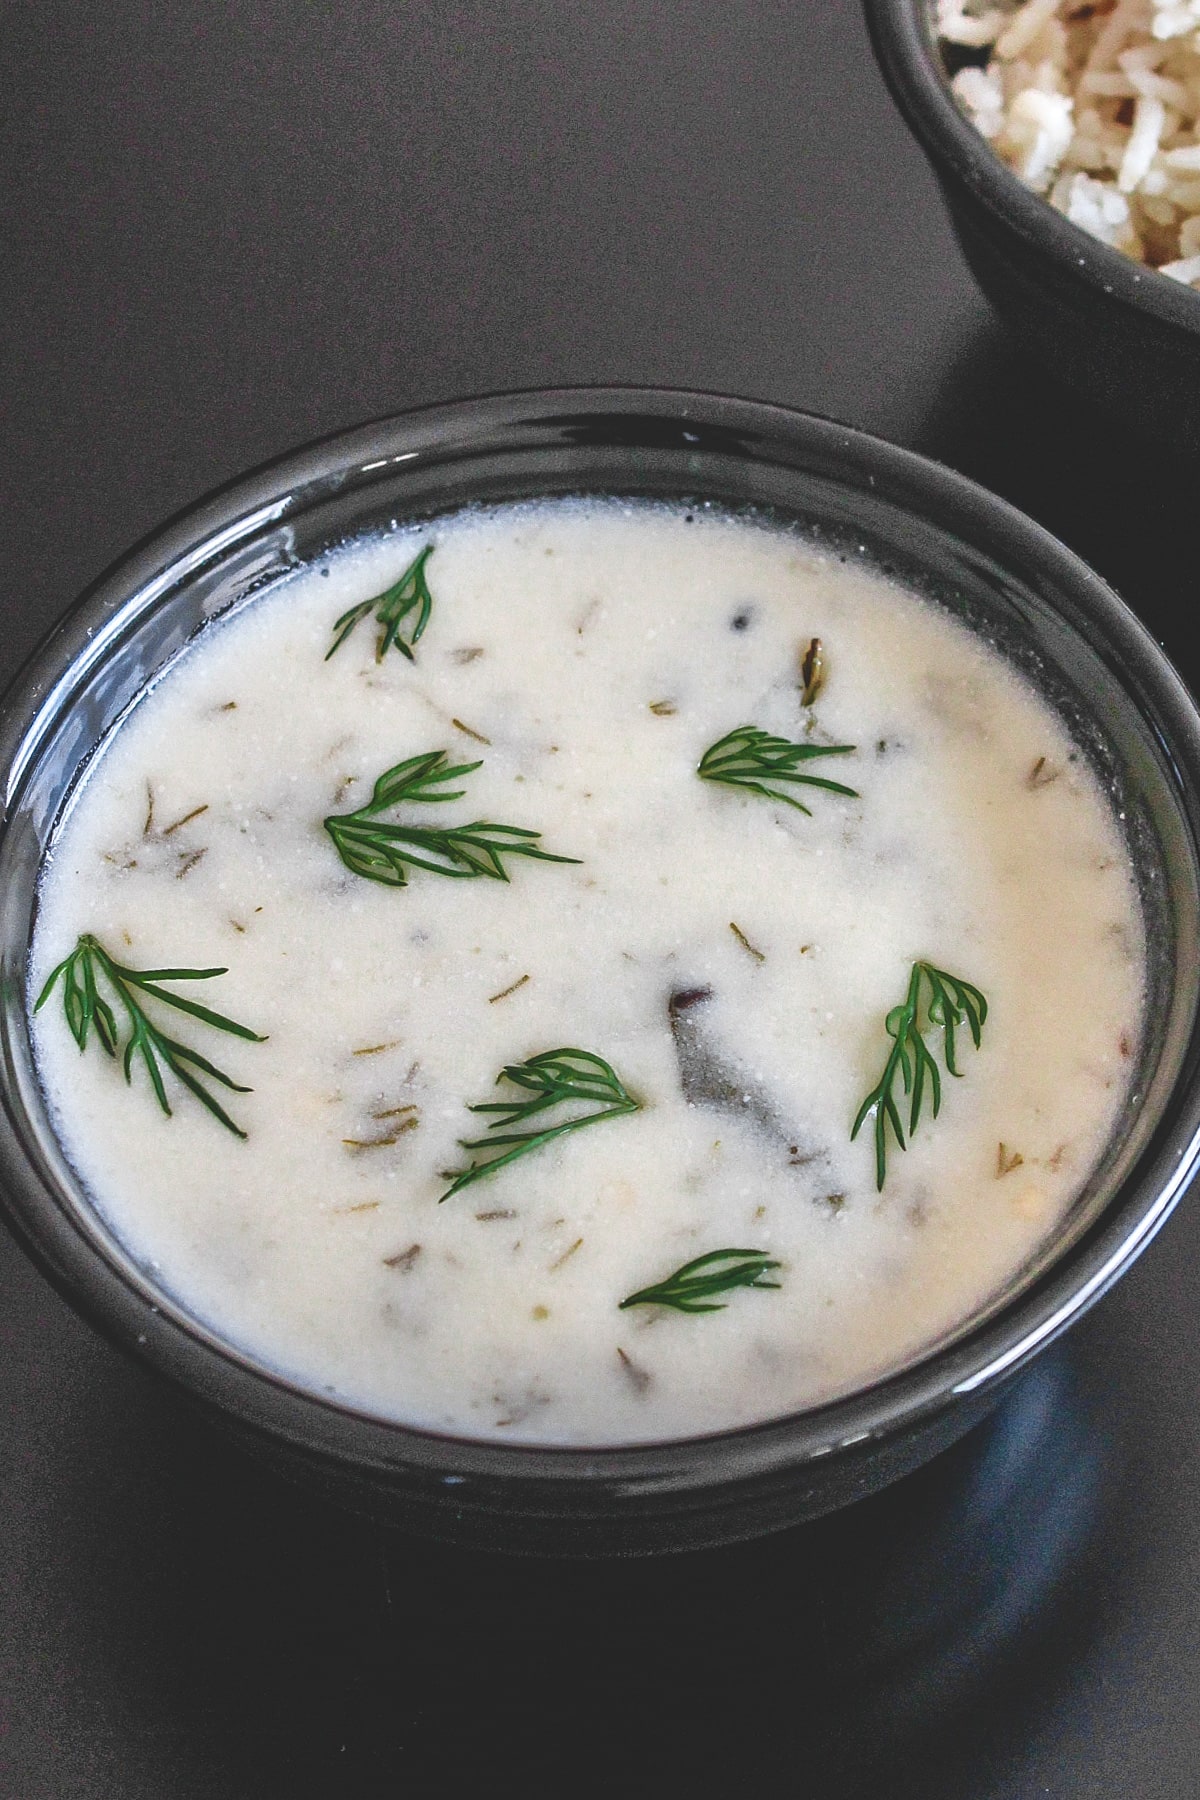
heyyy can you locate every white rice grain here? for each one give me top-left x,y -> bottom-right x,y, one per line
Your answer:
1004,87 -> 1077,185
1119,93 -> 1166,187
997,0 -> 1065,59
1152,4 -> 1200,41
1052,169 -> 1140,247
942,0 -> 1200,280
940,0 -> 1009,45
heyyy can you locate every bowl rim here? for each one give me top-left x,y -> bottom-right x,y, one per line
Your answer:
3,382 -> 1200,1506
861,0 -> 1200,338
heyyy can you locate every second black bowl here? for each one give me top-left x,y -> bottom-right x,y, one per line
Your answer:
863,0 -> 1200,448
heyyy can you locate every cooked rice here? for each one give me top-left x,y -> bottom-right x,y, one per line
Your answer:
938,0 -> 1200,286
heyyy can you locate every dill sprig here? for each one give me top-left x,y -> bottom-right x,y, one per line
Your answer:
698,725 -> 857,814
440,1048 -> 640,1200
324,750 -> 580,887
325,544 -> 435,663
34,933 -> 265,1138
852,961 -> 988,1190
619,1248 -> 782,1313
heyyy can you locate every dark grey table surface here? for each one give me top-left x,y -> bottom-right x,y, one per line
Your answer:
3,4 -> 1200,1795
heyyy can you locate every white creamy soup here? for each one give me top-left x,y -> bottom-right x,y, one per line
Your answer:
30,501 -> 1145,1444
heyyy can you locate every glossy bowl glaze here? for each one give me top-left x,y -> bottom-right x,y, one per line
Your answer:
2,388 -> 1200,1555
863,0 -> 1200,448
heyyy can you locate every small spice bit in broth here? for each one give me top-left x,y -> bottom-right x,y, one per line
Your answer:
800,637 -> 825,707
1028,756 -> 1061,790
649,700 -> 677,717
616,1346 -> 653,1393
451,717 -> 491,745
372,1103 -> 419,1121
729,921 -> 766,963
1119,1033 -> 1133,1059
1107,922 -> 1138,959
475,1209 -> 517,1222
549,1237 -> 584,1271
143,783 -> 156,836
352,1041 -> 402,1057
488,973 -> 530,1004
383,1244 -> 422,1272
161,803 -> 210,837
531,1306 -> 550,1321
342,1117 -> 418,1150
336,1201 -> 381,1215
492,1382 -> 551,1426
451,646 -> 485,664
174,848 -> 208,880
996,1143 -> 1025,1177
229,919 -> 246,934
219,700 -> 238,711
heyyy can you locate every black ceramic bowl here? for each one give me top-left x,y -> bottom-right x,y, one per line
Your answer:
2,388 -> 1200,1556
863,0 -> 1200,448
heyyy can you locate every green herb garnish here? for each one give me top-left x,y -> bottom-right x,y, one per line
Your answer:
324,750 -> 580,888
325,544 -> 435,663
698,725 -> 857,813
619,1248 -> 782,1313
35,934 -> 265,1138
440,1048 -> 640,1200
852,961 -> 988,1190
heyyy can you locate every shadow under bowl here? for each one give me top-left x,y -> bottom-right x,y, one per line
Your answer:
2,387 -> 1200,1554
863,0 -> 1200,450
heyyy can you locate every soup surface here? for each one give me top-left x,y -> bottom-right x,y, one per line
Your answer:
30,500 -> 1145,1443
